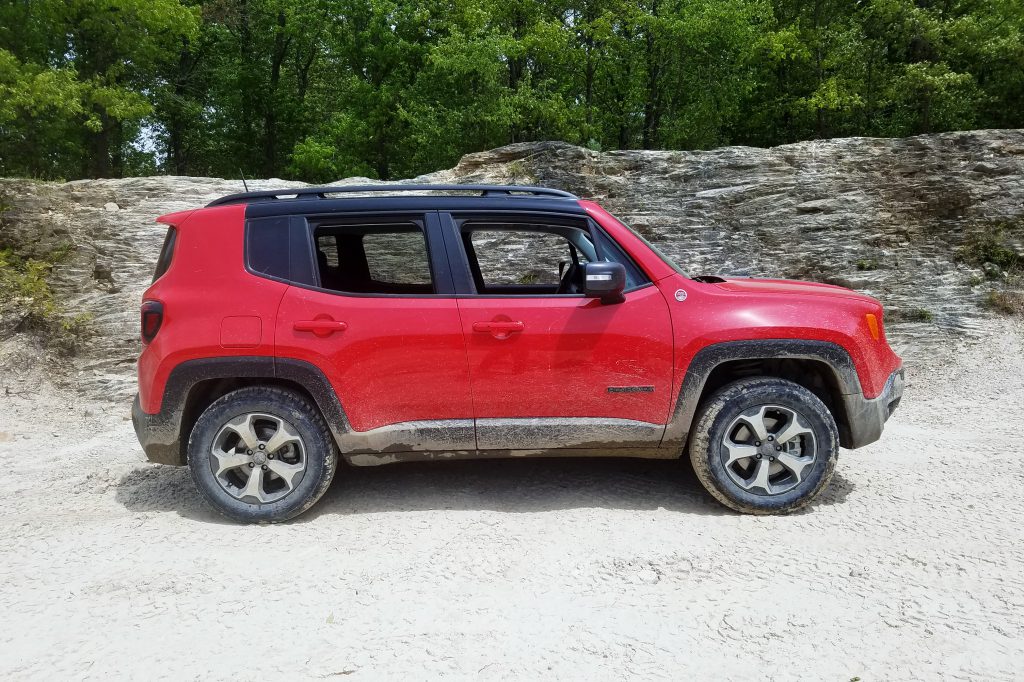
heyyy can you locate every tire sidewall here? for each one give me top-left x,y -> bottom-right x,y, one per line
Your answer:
698,380 -> 838,513
187,389 -> 335,523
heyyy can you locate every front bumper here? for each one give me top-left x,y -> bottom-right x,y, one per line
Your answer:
841,367 -> 904,449
131,394 -> 186,465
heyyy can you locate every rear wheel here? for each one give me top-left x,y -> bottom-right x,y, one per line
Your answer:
689,377 -> 838,514
187,386 -> 337,523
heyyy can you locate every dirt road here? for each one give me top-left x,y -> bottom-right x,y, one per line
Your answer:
1,323 -> 1022,680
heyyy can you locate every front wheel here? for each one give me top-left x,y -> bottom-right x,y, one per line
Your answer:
689,377 -> 839,514
187,386 -> 338,523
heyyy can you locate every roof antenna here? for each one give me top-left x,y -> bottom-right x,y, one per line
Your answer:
239,168 -> 250,193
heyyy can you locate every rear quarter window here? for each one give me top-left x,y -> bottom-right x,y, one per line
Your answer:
247,217 -> 291,280
152,227 -> 176,282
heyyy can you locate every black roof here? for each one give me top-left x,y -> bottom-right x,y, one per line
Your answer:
208,184 -> 586,219
207,183 -> 578,207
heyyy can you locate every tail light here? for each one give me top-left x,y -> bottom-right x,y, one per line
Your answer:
141,301 -> 164,343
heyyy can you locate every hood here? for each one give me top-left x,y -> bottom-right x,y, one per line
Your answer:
705,276 -> 878,303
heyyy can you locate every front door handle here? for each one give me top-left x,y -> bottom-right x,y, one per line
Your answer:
294,319 -> 348,337
472,320 -> 524,339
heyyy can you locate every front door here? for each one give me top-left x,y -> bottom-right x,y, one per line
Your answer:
447,214 -> 674,450
275,213 -> 475,453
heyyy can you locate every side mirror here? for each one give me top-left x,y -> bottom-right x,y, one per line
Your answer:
582,262 -> 626,304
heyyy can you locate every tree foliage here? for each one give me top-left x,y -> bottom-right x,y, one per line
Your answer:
1,0 -> 1021,180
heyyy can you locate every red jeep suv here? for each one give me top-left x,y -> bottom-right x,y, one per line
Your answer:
132,184 -> 903,522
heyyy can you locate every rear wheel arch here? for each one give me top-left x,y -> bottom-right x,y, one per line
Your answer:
157,357 -> 350,465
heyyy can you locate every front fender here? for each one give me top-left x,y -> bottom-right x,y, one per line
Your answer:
661,339 -> 900,451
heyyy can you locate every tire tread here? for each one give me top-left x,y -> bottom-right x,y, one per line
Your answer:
187,385 -> 337,523
688,376 -> 838,515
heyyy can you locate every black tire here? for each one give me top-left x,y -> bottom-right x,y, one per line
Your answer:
688,377 -> 838,514
187,386 -> 337,523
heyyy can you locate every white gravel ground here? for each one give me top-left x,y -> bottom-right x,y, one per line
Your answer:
1,324 -> 1022,681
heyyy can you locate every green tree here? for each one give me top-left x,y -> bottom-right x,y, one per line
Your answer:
0,0 -> 198,178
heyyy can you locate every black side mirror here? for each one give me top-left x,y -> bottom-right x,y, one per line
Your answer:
582,262 -> 626,304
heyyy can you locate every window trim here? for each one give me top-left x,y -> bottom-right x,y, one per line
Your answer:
314,220 -> 436,294
244,211 -> 458,298
441,211 -> 653,298
587,219 -> 651,290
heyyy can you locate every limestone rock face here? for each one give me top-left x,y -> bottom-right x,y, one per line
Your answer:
423,130 -> 1024,343
1,131 -> 1022,401
0,177 -> 306,398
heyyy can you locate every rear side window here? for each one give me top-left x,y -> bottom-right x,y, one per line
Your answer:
152,227 -> 176,282
314,223 -> 435,295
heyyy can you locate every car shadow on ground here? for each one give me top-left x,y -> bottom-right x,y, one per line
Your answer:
115,455 -> 855,523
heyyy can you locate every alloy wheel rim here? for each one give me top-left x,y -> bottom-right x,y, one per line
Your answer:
720,404 -> 816,496
210,412 -> 307,504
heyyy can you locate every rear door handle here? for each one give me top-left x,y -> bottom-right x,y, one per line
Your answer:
472,320 -> 524,339
294,319 -> 348,336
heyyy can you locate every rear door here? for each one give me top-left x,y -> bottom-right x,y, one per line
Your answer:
272,212 -> 476,452
443,212 -> 674,451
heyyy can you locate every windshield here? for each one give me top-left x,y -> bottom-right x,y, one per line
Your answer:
605,210 -> 689,277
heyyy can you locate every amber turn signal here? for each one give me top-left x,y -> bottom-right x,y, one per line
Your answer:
865,313 -> 880,341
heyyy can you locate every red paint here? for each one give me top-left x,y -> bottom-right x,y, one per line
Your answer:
138,204 -> 284,413
274,288 -> 473,431
138,198 -> 901,433
457,285 -> 673,423
585,204 -> 902,401
220,316 -> 262,348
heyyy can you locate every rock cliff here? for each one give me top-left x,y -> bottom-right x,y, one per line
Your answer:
1,130 -> 1022,401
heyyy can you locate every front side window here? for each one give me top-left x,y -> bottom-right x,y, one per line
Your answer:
314,223 -> 434,295
590,226 -> 649,289
462,222 -> 594,295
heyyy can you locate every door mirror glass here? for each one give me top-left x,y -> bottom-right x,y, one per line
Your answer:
582,262 -> 626,304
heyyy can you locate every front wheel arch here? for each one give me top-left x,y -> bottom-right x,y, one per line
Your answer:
664,340 -> 862,451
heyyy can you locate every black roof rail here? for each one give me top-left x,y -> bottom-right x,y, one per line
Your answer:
206,183 -> 577,207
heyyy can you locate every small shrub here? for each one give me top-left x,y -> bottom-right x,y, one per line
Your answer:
51,312 -> 95,356
855,258 -> 879,271
0,245 -> 93,354
505,160 -> 536,184
0,248 -> 57,325
888,307 -> 935,323
984,290 -> 1024,316
956,225 -> 1022,277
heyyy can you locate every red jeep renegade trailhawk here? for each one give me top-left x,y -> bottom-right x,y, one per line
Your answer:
132,184 -> 904,522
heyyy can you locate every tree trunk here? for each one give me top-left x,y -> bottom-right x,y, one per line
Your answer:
263,9 -> 290,177
166,42 -> 194,175
88,111 -> 112,178
641,0 -> 661,149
